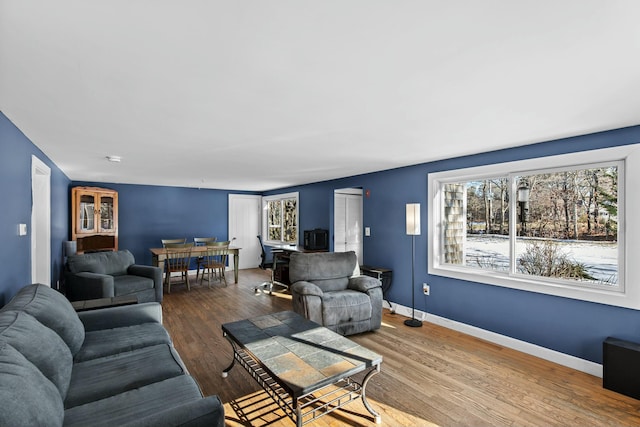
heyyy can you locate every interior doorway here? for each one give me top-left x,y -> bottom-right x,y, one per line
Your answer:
334,188 -> 363,264
228,194 -> 262,269
31,156 -> 51,286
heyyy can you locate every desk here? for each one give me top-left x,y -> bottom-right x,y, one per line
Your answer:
150,246 -> 241,284
266,245 -> 328,285
268,244 -> 305,253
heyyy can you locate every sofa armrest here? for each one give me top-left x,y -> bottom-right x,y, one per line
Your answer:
128,264 -> 163,303
65,272 -> 115,301
119,395 -> 225,427
348,275 -> 382,293
78,302 -> 163,332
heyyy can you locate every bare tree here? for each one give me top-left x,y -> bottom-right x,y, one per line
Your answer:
482,180 -> 492,234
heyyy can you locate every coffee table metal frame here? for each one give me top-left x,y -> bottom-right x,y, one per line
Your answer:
221,313 -> 381,426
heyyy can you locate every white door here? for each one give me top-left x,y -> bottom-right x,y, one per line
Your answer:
31,156 -> 51,286
228,194 -> 262,269
334,188 -> 363,264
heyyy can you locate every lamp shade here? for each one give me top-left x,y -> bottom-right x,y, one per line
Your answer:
406,203 -> 421,235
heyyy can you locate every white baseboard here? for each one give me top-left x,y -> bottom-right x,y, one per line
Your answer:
389,302 -> 603,378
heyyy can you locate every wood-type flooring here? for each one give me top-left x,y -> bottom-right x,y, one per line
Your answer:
161,268 -> 640,427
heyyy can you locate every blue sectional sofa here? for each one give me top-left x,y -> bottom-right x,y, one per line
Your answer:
0,284 -> 224,426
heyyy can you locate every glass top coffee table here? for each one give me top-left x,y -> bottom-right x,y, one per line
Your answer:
222,311 -> 382,426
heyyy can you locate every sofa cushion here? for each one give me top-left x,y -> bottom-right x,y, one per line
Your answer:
75,322 -> 171,362
114,274 -> 154,296
67,250 -> 135,276
131,288 -> 158,304
3,284 -> 85,356
63,375 -> 208,427
0,341 -> 64,427
66,253 -> 107,275
65,344 -> 188,408
321,290 -> 372,326
0,310 -> 73,398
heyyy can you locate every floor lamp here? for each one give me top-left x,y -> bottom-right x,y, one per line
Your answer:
404,203 -> 423,327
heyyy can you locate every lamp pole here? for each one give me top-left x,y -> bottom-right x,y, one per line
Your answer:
404,203 -> 422,328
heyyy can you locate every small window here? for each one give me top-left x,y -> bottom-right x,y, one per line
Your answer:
263,192 -> 298,245
428,144 -> 640,309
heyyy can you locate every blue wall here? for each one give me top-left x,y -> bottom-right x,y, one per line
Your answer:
3,107 -> 640,364
0,112 -> 70,305
270,125 -> 640,364
72,182 -> 257,267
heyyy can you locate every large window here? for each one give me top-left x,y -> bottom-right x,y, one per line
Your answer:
263,192 -> 298,245
428,144 -> 640,309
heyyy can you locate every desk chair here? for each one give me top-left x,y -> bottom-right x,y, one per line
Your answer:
255,235 -> 289,295
194,237 -> 217,280
200,241 -> 229,287
164,242 -> 194,293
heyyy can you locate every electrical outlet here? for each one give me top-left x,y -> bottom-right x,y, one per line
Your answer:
423,283 -> 430,295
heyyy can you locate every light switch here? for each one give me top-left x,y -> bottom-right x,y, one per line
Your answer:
18,223 -> 28,236
365,227 -> 371,236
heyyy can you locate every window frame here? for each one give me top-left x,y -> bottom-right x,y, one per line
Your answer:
428,144 -> 640,310
262,192 -> 299,245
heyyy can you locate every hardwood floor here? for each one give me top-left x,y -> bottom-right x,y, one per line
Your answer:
161,268 -> 640,426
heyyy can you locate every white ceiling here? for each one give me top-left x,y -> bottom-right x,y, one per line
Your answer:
1,1 -> 639,191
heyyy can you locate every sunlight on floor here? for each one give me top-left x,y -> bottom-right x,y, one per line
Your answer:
253,289 -> 293,300
380,320 -> 397,329
223,390 -> 439,427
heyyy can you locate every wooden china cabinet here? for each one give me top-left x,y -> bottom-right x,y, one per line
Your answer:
71,186 -> 118,253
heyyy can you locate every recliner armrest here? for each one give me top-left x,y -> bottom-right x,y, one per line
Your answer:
348,275 -> 382,293
291,281 -> 324,297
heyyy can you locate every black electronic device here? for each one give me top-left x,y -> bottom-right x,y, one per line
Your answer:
303,229 -> 329,251
603,337 -> 640,399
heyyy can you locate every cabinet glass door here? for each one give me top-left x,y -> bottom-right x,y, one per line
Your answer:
79,194 -> 95,231
99,196 -> 115,232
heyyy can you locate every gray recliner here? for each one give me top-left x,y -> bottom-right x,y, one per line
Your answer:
289,251 -> 383,336
65,250 -> 162,303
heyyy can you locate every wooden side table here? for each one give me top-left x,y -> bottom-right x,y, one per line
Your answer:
360,265 -> 393,309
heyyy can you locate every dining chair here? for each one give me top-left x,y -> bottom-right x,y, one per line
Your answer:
161,238 -> 187,246
194,237 -> 217,281
161,238 -> 187,284
164,242 -> 194,293
199,241 -> 230,287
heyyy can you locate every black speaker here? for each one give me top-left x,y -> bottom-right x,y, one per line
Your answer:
603,337 -> 640,400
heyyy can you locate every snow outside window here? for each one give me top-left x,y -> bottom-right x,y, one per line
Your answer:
428,144 -> 640,310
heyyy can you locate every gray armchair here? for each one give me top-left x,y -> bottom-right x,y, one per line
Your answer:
65,250 -> 163,303
289,251 -> 383,335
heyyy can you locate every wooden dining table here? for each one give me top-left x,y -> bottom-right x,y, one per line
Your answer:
150,246 -> 242,284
